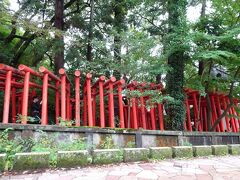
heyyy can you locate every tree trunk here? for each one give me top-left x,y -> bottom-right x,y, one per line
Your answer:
156,71 -> 162,84
205,62 -> 213,131
86,0 -> 94,62
166,0 -> 188,131
54,0 -> 64,74
198,0 -> 207,75
113,0 -> 126,79
113,35 -> 121,79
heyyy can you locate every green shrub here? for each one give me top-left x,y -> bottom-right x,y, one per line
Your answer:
0,128 -> 23,170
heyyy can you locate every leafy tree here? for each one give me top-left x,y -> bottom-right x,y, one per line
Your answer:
0,0 -> 239,131
165,0 -> 189,130
186,0 -> 240,131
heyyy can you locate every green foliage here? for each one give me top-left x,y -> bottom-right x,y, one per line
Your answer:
124,88 -> 173,109
125,141 -> 135,148
58,117 -> 75,127
194,50 -> 238,64
165,0 -> 189,131
16,114 -> 40,124
31,131 -> 57,167
0,128 -> 23,170
31,131 -> 87,167
1,0 -> 240,131
100,135 -> 116,149
182,141 -> 193,146
0,129 -> 88,168
58,138 -> 87,151
186,0 -> 240,100
16,137 -> 35,152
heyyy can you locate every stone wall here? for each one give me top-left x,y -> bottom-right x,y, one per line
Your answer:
1,144 -> 240,172
0,124 -> 240,148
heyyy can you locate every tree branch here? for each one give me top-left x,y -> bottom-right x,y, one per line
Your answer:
11,34 -> 36,67
8,0 -> 78,65
3,0 -> 32,44
12,35 -> 30,40
206,61 -> 213,130
49,0 -> 79,24
64,3 -> 88,19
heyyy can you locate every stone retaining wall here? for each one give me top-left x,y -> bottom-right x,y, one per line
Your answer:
1,144 -> 240,172
1,124 -> 240,148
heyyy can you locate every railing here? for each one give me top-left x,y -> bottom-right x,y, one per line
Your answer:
0,63 -> 239,132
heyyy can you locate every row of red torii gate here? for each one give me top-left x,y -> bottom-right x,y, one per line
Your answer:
0,63 -> 239,132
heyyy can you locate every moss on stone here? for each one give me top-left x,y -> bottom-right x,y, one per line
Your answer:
102,127 -> 136,133
93,149 -> 123,164
57,150 -> 91,168
193,146 -> 212,157
13,152 -> 50,171
172,146 -> 193,158
97,135 -> 115,149
123,148 -> 149,162
150,147 -> 172,160
228,144 -> 240,155
0,154 -> 6,172
211,145 -> 228,156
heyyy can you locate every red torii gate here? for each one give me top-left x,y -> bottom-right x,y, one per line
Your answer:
0,63 -> 239,133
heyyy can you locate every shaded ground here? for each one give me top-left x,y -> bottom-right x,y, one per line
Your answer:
1,156 -> 240,180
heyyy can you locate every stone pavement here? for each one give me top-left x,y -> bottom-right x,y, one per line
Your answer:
1,156 -> 240,180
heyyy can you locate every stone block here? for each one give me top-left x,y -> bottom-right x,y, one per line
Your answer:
156,136 -> 178,147
13,152 -> 50,171
193,146 -> 212,157
149,147 -> 172,160
228,144 -> 240,155
123,148 -> 149,162
172,146 -> 193,158
0,154 -> 6,172
57,150 -> 91,168
211,145 -> 228,156
93,149 -> 123,164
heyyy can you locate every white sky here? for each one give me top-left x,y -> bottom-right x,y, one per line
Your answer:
187,5 -> 202,22
9,0 -> 19,11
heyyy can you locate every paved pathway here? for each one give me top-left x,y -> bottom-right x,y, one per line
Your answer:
1,156 -> 240,180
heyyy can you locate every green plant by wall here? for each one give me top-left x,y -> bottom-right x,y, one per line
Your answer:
15,137 -> 35,152
16,114 -> 40,124
0,128 -> 23,170
58,138 -> 87,151
100,135 -> 116,149
125,141 -> 135,148
31,131 -> 87,167
182,141 -> 192,146
31,131 -> 58,167
58,117 -> 75,127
